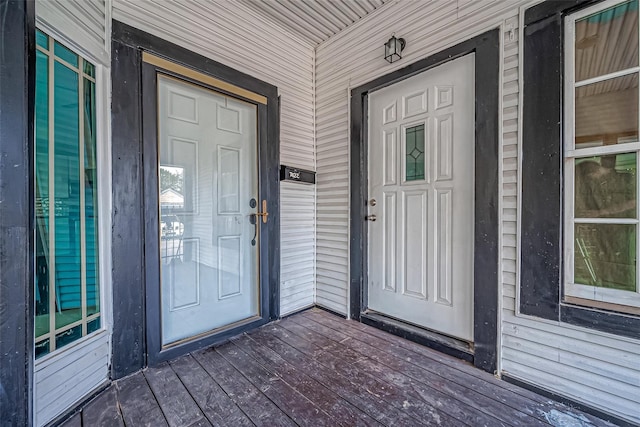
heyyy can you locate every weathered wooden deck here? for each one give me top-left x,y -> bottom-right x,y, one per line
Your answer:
61,308 -> 616,427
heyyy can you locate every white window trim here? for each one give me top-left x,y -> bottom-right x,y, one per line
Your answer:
563,0 -> 640,309
33,24 -> 113,365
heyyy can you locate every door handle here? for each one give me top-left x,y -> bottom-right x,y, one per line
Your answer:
256,199 -> 269,224
366,215 -> 377,221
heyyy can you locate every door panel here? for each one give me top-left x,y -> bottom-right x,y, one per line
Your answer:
368,54 -> 475,341
158,75 -> 259,346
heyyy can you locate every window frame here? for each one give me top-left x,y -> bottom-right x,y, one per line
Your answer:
33,23 -> 111,363
520,0 -> 640,339
563,0 -> 640,311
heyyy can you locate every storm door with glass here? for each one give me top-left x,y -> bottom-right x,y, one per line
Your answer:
143,55 -> 269,357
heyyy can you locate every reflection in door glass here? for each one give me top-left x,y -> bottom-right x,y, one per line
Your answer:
158,76 -> 259,346
406,124 -> 425,181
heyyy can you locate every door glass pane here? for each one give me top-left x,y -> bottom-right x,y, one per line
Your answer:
158,76 -> 259,346
575,74 -> 639,149
574,223 -> 636,291
575,153 -> 637,218
405,124 -> 425,181
575,0 -> 638,82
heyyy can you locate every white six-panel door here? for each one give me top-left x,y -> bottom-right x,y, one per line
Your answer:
158,75 -> 259,345
368,54 -> 475,341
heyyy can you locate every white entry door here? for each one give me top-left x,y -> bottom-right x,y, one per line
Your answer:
157,75 -> 259,346
367,54 -> 475,341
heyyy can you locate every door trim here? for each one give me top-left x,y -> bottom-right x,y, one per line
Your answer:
111,21 -> 280,374
349,29 -> 500,373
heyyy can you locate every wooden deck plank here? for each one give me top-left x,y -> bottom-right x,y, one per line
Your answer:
115,371 -> 168,427
278,319 -> 513,427
249,325 -> 453,426
216,343 -> 338,426
294,313 -> 549,426
230,335 -> 382,427
304,309 -> 617,427
62,411 -> 82,427
169,355 -> 255,427
60,310 -> 616,427
192,347 -> 296,427
144,362 -> 210,427
81,385 -> 125,427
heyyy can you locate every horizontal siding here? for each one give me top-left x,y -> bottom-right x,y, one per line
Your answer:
112,0 -> 316,319
315,0 -> 533,315
34,332 -> 110,426
280,182 -> 315,316
499,6 -> 640,425
36,0 -> 109,64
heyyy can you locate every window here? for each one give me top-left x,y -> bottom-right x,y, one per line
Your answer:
564,0 -> 640,312
521,0 -> 640,338
34,29 -> 101,359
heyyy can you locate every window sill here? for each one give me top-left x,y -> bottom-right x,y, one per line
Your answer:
559,302 -> 640,340
564,295 -> 640,316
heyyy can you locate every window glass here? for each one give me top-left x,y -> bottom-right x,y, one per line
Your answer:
36,29 -> 48,49
574,223 -> 636,291
35,49 -> 50,340
575,0 -> 638,82
574,153 -> 636,218
575,74 -> 638,149
566,0 -> 640,310
35,30 -> 100,358
405,124 -> 425,181
54,41 -> 78,67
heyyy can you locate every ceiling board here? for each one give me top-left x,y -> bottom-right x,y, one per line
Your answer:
239,0 -> 390,45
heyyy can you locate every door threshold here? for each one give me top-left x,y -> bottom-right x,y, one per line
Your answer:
360,311 -> 474,363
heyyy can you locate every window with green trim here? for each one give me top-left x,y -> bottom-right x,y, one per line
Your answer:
35,29 -> 101,359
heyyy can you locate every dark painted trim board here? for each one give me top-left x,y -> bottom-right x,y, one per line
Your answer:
0,1 -> 36,425
111,20 -> 280,376
520,0 -> 640,339
349,29 -> 501,373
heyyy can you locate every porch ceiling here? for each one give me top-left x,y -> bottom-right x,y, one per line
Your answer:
239,0 -> 390,45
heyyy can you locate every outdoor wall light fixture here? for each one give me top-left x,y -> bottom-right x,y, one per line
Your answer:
384,34 -> 406,63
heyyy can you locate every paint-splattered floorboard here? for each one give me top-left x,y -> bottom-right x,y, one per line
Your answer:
59,308 -> 618,427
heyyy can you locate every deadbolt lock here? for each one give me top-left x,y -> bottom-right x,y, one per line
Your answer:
369,199 -> 377,206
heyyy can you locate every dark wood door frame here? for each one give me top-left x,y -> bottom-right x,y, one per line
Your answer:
349,29 -> 500,373
0,1 -> 36,424
111,21 -> 280,375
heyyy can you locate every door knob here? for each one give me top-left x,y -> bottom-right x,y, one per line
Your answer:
366,215 -> 377,221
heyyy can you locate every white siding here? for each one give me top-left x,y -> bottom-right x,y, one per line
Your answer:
315,0 -> 533,314
112,0 -> 316,317
315,0 -> 640,423
35,1 -> 112,426
36,0 -> 109,64
34,333 -> 110,426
